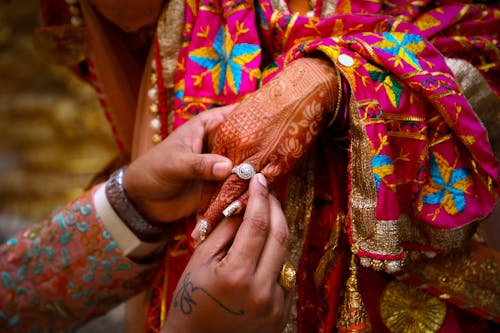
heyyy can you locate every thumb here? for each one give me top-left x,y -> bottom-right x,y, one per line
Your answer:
179,153 -> 233,180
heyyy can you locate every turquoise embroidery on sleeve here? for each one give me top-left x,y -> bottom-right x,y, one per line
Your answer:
33,263 -> 43,275
60,232 -> 72,245
79,204 -> 92,216
104,241 -> 117,252
44,246 -> 54,262
16,267 -> 27,282
6,238 -> 18,246
61,248 -> 70,267
1,272 -> 14,290
8,315 -> 19,327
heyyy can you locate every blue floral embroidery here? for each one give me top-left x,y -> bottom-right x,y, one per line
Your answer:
422,153 -> 472,215
372,154 -> 394,191
189,26 -> 260,95
375,32 -> 424,70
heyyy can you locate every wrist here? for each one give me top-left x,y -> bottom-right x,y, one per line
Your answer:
105,167 -> 169,243
94,184 -> 167,262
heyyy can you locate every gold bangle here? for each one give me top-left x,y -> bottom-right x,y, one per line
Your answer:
326,65 -> 343,128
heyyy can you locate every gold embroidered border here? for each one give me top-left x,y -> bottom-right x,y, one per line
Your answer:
348,96 -> 404,258
199,5 -> 221,14
282,150 -> 315,333
398,214 -> 477,251
388,131 -> 426,141
445,57 -> 500,165
382,113 -> 426,122
402,241 -> 500,318
223,3 -> 254,18
400,70 -> 457,81
157,0 -> 185,134
282,12 -> 300,51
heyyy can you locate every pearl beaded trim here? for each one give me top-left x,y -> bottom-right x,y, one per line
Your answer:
65,0 -> 83,27
149,60 -> 163,144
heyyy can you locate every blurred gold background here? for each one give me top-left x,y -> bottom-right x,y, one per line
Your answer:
0,1 -> 116,224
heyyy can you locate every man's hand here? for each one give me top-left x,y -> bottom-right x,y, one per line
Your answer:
123,104 -> 236,223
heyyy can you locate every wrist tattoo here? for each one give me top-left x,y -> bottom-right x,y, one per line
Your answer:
173,272 -> 245,316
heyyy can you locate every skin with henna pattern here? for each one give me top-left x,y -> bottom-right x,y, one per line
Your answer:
196,57 -> 339,236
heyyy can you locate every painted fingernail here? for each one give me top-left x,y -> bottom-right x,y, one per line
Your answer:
198,220 -> 209,242
223,200 -> 242,217
256,173 -> 267,187
213,161 -> 232,178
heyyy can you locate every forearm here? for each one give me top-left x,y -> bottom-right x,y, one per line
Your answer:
0,184 -> 157,332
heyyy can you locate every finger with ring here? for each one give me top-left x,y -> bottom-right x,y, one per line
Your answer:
279,261 -> 296,291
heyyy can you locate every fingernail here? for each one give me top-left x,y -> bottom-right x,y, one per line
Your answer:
256,173 -> 267,187
198,220 -> 209,242
223,201 -> 241,217
213,161 -> 231,178
190,221 -> 200,239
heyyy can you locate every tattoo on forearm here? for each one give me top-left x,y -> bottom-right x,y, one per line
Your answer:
173,272 -> 245,316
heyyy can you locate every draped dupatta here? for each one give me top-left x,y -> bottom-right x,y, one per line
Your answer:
142,0 -> 500,331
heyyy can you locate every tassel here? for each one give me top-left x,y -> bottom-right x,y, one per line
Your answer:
337,253 -> 371,333
313,212 -> 343,287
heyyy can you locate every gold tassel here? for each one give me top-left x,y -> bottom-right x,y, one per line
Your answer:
337,253 -> 371,333
313,212 -> 344,287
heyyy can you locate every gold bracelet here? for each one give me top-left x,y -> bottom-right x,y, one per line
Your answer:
326,65 -> 343,128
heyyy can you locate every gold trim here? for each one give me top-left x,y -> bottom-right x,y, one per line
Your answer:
224,3 -> 254,17
282,149 -> 315,333
381,280 -> 446,333
403,241 -> 500,318
282,12 -> 299,51
326,65 -> 343,128
199,5 -> 221,14
157,0 -> 185,134
428,134 -> 452,148
445,57 -> 500,164
382,114 -> 426,122
387,131 -> 426,141
349,96 -> 404,259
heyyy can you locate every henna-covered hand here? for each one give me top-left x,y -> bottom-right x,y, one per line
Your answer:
195,57 -> 339,237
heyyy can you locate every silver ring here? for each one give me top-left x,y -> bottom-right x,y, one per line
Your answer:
231,163 -> 256,180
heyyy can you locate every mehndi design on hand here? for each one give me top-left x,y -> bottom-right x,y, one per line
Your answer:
198,57 -> 340,233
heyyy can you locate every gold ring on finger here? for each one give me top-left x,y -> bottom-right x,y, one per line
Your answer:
279,261 -> 296,291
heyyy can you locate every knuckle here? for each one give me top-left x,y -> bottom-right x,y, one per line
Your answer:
189,156 -> 208,177
246,215 -> 269,234
250,289 -> 273,311
218,265 -> 249,291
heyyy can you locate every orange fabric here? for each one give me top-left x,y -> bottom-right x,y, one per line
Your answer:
79,0 -> 146,154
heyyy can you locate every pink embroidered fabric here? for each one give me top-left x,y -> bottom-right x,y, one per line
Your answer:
170,0 -> 499,265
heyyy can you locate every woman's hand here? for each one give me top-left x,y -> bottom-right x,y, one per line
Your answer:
163,174 -> 293,333
196,57 -> 339,236
123,105 -> 236,223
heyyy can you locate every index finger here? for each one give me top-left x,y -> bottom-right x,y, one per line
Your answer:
225,173 -> 270,273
